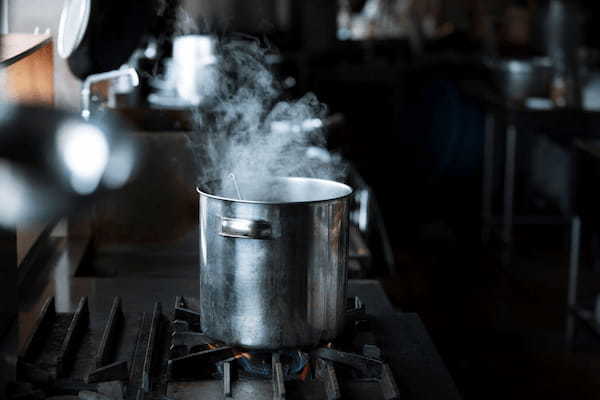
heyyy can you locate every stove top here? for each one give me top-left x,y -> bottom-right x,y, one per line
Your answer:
166,296 -> 399,400
8,281 -> 461,400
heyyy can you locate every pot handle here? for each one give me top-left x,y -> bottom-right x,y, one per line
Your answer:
219,217 -> 272,240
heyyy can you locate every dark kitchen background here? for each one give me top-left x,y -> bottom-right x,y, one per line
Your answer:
2,0 -> 600,399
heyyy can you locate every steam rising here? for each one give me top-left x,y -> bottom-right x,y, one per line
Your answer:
152,3 -> 347,199
191,38 -> 346,200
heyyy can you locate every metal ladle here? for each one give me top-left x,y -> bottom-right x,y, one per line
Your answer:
229,173 -> 244,200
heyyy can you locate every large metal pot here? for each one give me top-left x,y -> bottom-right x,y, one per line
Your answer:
198,177 -> 353,349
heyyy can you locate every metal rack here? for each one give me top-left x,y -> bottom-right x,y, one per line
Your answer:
566,139 -> 600,349
566,216 -> 600,348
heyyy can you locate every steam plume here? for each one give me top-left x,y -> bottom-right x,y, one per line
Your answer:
191,37 -> 346,200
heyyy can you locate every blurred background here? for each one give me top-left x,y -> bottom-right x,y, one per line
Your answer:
3,0 -> 600,399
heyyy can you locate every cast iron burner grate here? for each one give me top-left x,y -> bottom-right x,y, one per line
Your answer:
167,297 -> 400,399
9,295 -> 400,400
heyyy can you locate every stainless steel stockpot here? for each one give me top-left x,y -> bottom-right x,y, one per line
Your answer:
198,177 -> 353,349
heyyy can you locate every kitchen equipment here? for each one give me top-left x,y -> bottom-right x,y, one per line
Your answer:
485,57 -> 554,102
9,286 -> 466,399
228,173 -> 244,200
534,0 -> 583,107
57,0 -> 159,80
534,0 -> 582,68
172,35 -> 217,106
0,103 -> 138,227
198,177 -> 353,349
81,67 -> 140,120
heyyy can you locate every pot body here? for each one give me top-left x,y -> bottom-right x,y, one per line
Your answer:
198,177 -> 352,349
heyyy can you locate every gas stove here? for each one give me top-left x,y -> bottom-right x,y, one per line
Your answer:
7,271 -> 460,400
167,296 -> 400,400
11,294 -> 401,400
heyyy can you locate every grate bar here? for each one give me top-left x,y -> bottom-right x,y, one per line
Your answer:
142,302 -> 162,392
380,363 -> 401,400
223,360 -> 232,398
19,297 -> 56,362
272,353 -> 286,400
57,297 -> 89,377
93,297 -> 124,369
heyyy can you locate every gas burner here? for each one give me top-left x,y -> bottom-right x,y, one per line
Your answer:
167,297 -> 400,400
236,350 -> 308,379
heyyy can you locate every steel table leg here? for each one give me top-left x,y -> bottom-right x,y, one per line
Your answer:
566,216 -> 582,350
503,125 -> 517,245
482,113 -> 495,243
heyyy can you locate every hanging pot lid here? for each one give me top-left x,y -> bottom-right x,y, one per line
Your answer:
57,0 -> 159,80
57,0 -> 91,59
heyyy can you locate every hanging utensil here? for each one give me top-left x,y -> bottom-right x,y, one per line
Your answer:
57,0 -> 160,80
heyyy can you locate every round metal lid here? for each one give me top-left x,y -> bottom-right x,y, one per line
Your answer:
57,0 -> 91,59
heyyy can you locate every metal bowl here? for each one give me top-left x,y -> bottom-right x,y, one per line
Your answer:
486,57 -> 554,102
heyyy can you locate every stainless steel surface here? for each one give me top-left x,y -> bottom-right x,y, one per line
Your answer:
486,58 -> 553,102
272,353 -> 286,400
219,217 -> 272,240
482,113 -> 495,243
535,0 -> 582,68
535,0 -> 583,107
198,177 -> 353,349
503,125 -> 517,244
8,236 -> 461,400
223,361 -> 232,397
172,35 -> 217,106
1,0 -> 8,34
228,173 -> 244,200
57,0 -> 91,59
566,216 -> 581,349
57,0 -> 157,80
81,68 -> 139,120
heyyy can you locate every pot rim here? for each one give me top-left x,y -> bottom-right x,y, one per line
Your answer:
196,176 -> 354,205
